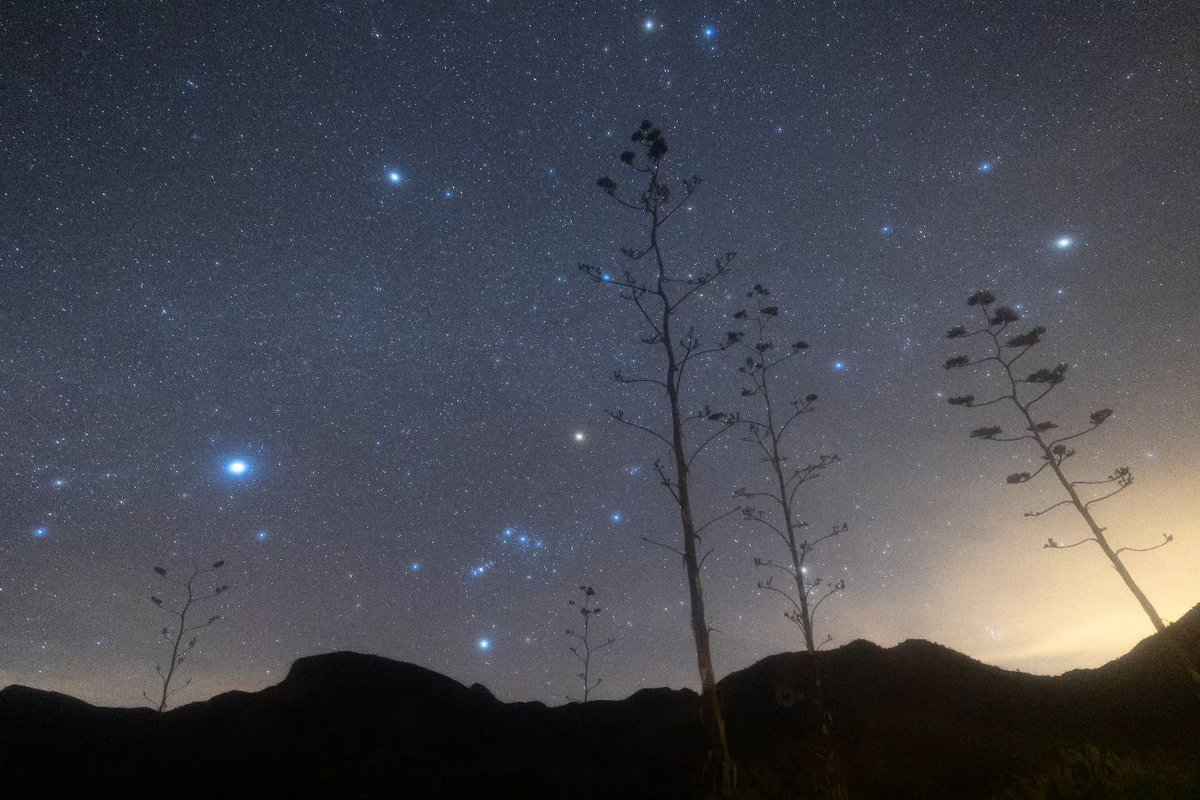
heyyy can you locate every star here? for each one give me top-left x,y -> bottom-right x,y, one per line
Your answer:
610,512 -> 623,523
833,361 -> 848,372
32,527 -> 49,539
978,161 -> 993,173
409,562 -> 421,571
477,638 -> 491,651
643,19 -> 656,32
573,431 -> 587,442
256,530 -> 269,541
225,458 -> 250,476
880,225 -> 893,235
702,26 -> 716,39
1054,236 -> 1074,250
387,170 -> 403,184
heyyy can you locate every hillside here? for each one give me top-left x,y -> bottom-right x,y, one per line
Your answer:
3,608 -> 1199,799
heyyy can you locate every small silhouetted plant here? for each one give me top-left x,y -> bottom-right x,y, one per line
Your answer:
944,291 -> 1172,633
580,119 -> 738,798
733,285 -> 848,654
144,560 -> 228,712
565,585 -> 616,702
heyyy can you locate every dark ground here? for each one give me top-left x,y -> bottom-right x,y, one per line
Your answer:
3,605 -> 1198,800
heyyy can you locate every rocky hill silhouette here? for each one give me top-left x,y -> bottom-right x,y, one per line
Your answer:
3,605 -> 1198,799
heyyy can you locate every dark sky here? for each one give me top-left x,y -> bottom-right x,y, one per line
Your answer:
2,1 -> 1198,707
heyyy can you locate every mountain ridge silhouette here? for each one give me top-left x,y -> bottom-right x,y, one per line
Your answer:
3,605 -> 1198,799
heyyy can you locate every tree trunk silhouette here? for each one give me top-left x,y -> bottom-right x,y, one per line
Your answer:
582,120 -> 738,798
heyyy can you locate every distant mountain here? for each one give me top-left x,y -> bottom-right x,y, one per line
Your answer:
3,606 -> 1198,799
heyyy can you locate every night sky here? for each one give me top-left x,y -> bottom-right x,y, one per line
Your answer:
3,2 -> 1198,708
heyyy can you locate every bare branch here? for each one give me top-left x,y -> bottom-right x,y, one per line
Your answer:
669,252 -> 735,312
651,459 -> 681,503
612,369 -> 669,390
1024,499 -> 1073,518
757,579 -> 804,616
642,536 -> 685,560
809,580 -> 845,622
743,508 -> 790,545
607,408 -> 673,449
753,557 -> 797,579
1115,533 -> 1174,557
687,419 -> 738,467
1044,536 -> 1098,550
808,523 -> 849,551
1048,424 -> 1103,448
695,507 -> 741,536
1085,481 -> 1132,509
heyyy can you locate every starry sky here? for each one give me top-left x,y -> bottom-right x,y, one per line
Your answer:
2,1 -> 1198,708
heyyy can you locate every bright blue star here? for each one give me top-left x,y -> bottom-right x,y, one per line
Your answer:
410,562 -> 421,571
643,19 -> 656,31
256,530 -> 269,541
503,528 -> 514,539
443,188 -> 454,199
387,170 -> 403,184
1055,236 -> 1074,250
833,361 -> 847,372
602,272 -> 613,282
978,161 -> 993,173
52,479 -> 66,488
477,638 -> 491,651
880,225 -> 893,235
225,458 -> 250,476
32,526 -> 49,539
702,26 -> 716,39
610,512 -> 623,523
